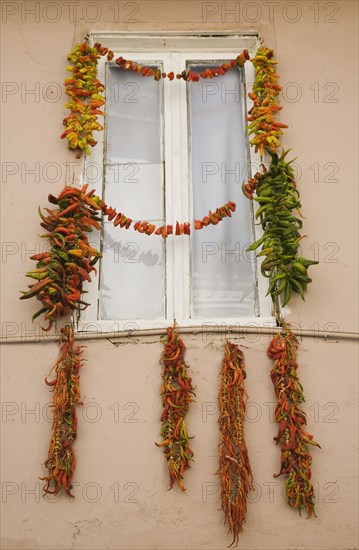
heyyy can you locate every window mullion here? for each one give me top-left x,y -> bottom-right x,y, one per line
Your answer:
163,55 -> 175,322
244,58 -> 273,318
169,52 -> 191,322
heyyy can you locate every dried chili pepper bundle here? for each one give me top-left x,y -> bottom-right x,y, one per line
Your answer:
245,150 -> 318,306
20,184 -> 102,330
247,47 -> 287,156
156,326 -> 195,490
243,46 -> 318,306
268,326 -> 320,516
62,41 -> 113,157
41,324 -> 84,497
218,341 -> 253,547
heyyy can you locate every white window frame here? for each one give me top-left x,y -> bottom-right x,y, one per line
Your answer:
77,32 -> 275,334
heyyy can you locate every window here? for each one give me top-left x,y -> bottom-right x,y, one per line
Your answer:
79,33 -> 274,333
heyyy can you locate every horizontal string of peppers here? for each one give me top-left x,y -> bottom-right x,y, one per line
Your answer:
41,324 -> 83,497
105,199 -> 237,236
114,50 -> 250,81
156,326 -> 195,491
268,327 -> 320,517
218,341 -> 253,547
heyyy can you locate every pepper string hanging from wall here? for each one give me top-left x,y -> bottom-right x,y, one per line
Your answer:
268,326 -> 320,516
218,341 -> 253,547
19,183 -> 102,496
41,325 -> 83,496
242,47 -> 320,518
156,325 -> 195,491
242,47 -> 318,307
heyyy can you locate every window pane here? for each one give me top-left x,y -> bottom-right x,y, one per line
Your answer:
189,64 -> 256,317
100,224 -> 165,320
107,64 -> 162,164
104,163 -> 164,220
100,63 -> 165,320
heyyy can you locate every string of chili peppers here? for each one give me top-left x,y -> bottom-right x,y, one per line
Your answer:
242,47 -> 318,308
246,47 -> 287,156
40,324 -> 83,497
114,50 -> 250,81
61,42 -> 114,158
268,326 -> 320,516
20,184 -> 102,330
218,341 -> 253,547
104,199 -> 236,237
242,47 -> 320,521
156,326 -> 195,491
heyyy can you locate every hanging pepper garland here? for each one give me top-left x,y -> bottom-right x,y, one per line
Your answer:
242,47 -> 320,520
114,49 -> 250,81
246,150 -> 318,306
61,42 -> 113,158
156,326 -> 195,491
105,199 -> 237,237
218,342 -> 253,547
268,327 -> 320,516
19,185 -> 103,330
242,47 -> 318,306
41,324 -> 83,497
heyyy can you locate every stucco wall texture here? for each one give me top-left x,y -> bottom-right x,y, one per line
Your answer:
1,1 -> 358,549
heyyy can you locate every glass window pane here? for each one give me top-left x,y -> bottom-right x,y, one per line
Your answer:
100,223 -> 165,320
104,163 -> 164,220
189,64 -> 256,317
101,62 -> 165,320
107,64 -> 162,164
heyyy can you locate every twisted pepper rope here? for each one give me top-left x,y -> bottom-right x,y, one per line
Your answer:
218,342 -> 253,547
243,47 -> 318,307
268,326 -> 320,516
246,46 -> 287,156
19,184 -> 102,330
245,150 -> 318,306
156,326 -> 195,490
41,324 -> 84,497
62,42 -> 113,157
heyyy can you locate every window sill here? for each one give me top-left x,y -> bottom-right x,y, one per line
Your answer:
76,317 -> 277,338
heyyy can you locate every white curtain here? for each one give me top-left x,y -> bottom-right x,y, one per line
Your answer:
189,65 -> 256,317
100,65 -> 165,320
